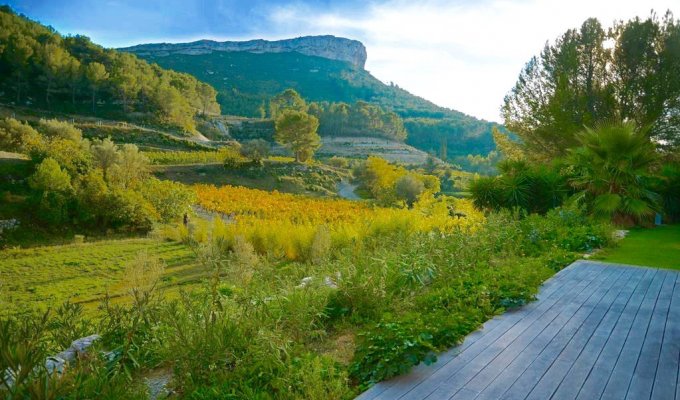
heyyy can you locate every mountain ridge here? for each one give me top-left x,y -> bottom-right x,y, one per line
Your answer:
120,35 -> 368,69
121,36 -> 500,157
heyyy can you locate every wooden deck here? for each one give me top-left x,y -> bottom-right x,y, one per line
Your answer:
357,261 -> 679,400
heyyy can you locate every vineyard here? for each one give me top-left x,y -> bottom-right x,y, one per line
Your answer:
144,148 -> 241,165
189,184 -> 484,260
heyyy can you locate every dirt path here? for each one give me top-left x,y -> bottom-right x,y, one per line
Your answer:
337,180 -> 360,200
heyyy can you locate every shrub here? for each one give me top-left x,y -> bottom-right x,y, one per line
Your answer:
104,189 -> 158,231
309,225 -> 332,264
567,122 -> 660,225
350,316 -> 437,387
395,174 -> 425,207
327,156 -> 349,169
470,160 -> 567,213
240,139 -> 271,164
142,178 -> 195,222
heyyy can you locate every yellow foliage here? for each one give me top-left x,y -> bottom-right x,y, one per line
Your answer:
190,184 -> 483,262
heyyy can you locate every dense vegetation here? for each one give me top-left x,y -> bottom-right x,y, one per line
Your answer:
0,117 -> 195,239
1,197 -> 611,398
472,14 -> 680,227
127,47 -> 499,158
0,7 -> 220,132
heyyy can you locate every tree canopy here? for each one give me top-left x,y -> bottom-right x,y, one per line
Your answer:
0,6 -> 220,132
503,13 -> 680,160
274,110 -> 321,162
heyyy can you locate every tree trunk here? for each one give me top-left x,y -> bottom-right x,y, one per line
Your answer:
46,78 -> 52,109
15,74 -> 21,105
91,88 -> 96,114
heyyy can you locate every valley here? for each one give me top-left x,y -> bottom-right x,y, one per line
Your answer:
1,3 -> 678,400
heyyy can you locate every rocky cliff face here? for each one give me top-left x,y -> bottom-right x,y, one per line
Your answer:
120,35 -> 367,69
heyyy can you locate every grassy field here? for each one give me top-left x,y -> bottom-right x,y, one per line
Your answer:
0,238 -> 200,315
592,224 -> 680,270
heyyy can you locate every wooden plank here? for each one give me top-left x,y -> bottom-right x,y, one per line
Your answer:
625,271 -> 675,399
497,266 -> 638,400
545,266 -> 646,400
597,269 -> 669,400
459,266 -> 634,400
523,267 -> 639,400
356,262 -> 680,400
568,267 -> 659,400
478,266 -> 641,400
421,265 -> 617,399
648,273 -> 680,400
394,264 -> 604,400
356,261 -> 584,400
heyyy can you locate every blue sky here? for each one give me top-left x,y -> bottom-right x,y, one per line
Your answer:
7,0 -> 678,121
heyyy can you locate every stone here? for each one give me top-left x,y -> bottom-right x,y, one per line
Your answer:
70,334 -> 101,355
45,356 -> 67,375
297,276 -> 314,288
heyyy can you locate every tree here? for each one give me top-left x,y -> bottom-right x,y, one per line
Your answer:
491,127 -> 524,161
28,157 -> 72,193
64,57 -> 81,105
38,118 -> 83,141
110,53 -> 140,112
567,122 -> 659,225
395,174 -> 425,207
91,137 -> 119,179
39,42 -> 72,108
142,178 -> 195,222
274,110 -> 320,162
503,14 -> 680,159
5,33 -> 35,105
240,139 -> 270,165
269,89 -> 306,118
0,117 -> 43,153
108,144 -> 149,188
85,62 -> 108,114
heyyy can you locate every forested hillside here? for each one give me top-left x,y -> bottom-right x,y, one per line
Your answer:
0,6 -> 220,133
124,46 -> 502,157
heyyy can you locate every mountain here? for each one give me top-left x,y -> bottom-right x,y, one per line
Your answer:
120,35 -> 367,69
122,36 -> 501,157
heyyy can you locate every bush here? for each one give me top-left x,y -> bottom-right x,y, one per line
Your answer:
104,189 -> 158,231
240,139 -> 271,164
142,178 -> 195,222
327,156 -> 349,169
470,160 -> 567,213
395,174 -> 425,207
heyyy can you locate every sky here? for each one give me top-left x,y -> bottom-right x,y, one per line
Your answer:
7,0 -> 678,122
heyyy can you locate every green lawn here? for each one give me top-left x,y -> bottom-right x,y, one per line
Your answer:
0,238 -> 201,315
593,224 -> 680,270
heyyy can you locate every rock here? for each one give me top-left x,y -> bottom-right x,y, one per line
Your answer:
70,334 -> 101,355
613,230 -> 629,240
144,368 -> 174,400
45,356 -> 67,375
297,276 -> 313,288
323,276 -> 338,289
120,36 -> 368,70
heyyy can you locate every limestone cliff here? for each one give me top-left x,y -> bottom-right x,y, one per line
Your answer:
119,35 -> 367,69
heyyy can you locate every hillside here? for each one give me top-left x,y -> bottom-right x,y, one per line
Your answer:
0,6 -> 220,133
121,38 -> 501,157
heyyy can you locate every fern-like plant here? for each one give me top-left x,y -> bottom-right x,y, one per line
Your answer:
567,121 -> 660,226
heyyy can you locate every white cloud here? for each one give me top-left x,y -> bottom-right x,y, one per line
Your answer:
260,0 -> 678,122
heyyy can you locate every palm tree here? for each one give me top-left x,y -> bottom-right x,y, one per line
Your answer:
567,121 -> 659,226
